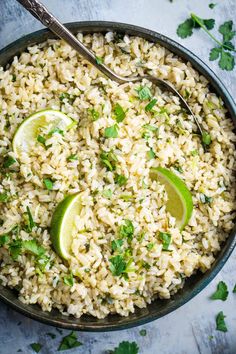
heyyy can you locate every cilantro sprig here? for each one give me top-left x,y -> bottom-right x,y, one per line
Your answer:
177,13 -> 236,71
211,281 -> 229,301
110,341 -> 139,354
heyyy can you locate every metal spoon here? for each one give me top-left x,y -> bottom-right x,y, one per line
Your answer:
16,0 -> 203,135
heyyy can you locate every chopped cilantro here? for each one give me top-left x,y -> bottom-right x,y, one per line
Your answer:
36,254 -> 51,272
159,232 -> 171,251
12,74 -> 17,82
109,255 -> 127,276
200,193 -> 213,204
95,56 -> 103,65
9,239 -> 22,260
209,3 -> 217,9
139,329 -> 147,336
191,149 -> 198,156
63,273 -> 74,287
111,341 -> 139,354
114,103 -> 126,123
211,281 -> 229,301
59,93 -> 75,104
173,164 -> 183,173
147,243 -> 154,251
30,343 -> 42,353
177,18 -> 195,38
111,239 -> 124,253
48,127 -> 64,136
37,135 -> 46,145
147,148 -> 156,160
119,219 -> 134,242
216,311 -> 228,332
202,131 -> 212,146
58,331 -> 82,351
0,235 -> 9,246
46,332 -> 56,339
88,108 -> 100,121
102,189 -> 113,199
43,178 -> 54,190
120,194 -> 133,201
104,124 -> 119,138
142,261 -> 151,270
26,206 -> 35,232
114,173 -> 127,186
3,156 -> 16,168
145,98 -> 157,112
100,150 -> 118,171
136,86 -> 152,100
0,192 -> 9,203
67,154 -> 78,161
143,124 -> 158,132
22,239 -> 45,257
233,284 -> 236,293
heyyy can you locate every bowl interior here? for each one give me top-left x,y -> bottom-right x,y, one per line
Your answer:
0,21 -> 235,331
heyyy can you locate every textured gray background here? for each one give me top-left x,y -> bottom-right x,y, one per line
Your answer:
0,0 -> 236,353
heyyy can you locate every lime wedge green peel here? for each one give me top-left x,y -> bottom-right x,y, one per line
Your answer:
50,193 -> 84,260
150,167 -> 193,230
12,109 -> 73,156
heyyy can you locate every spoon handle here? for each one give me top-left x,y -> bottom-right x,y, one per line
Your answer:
16,0 -> 124,83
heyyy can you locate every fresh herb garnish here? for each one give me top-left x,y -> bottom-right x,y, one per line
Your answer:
119,219 -> 134,242
209,3 -> 217,9
67,154 -> 78,161
173,164 -> 183,173
114,173 -> 127,187
136,86 -> 152,100
139,329 -> 147,336
26,206 -> 35,232
233,284 -> 236,293
88,108 -> 100,121
3,156 -> 16,168
191,149 -> 198,156
114,103 -> 126,123
177,14 -> 236,71
200,193 -> 213,204
159,232 -> 171,251
30,343 -> 42,353
143,124 -> 158,132
111,239 -> 124,253
211,281 -> 229,301
46,332 -> 56,339
9,239 -> 22,260
63,273 -> 74,287
22,239 -> 45,257
0,192 -> 9,203
48,127 -> 64,136
147,148 -> 156,160
95,56 -> 103,65
147,243 -> 154,251
145,98 -> 157,112
37,135 -> 46,145
36,254 -> 51,273
59,93 -> 76,104
216,311 -> 228,332
104,124 -> 119,138
100,150 -> 118,171
110,341 -> 139,354
109,255 -> 128,276
43,178 -> 54,190
0,234 -> 9,246
102,189 -> 113,199
12,74 -> 17,82
58,331 -> 82,351
202,131 -> 212,146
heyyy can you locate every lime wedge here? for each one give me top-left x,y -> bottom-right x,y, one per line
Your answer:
150,167 -> 193,230
50,193 -> 83,259
13,109 -> 73,157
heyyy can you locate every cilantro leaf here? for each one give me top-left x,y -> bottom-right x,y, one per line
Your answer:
200,194 -> 213,204
147,148 -> 156,160
95,56 -> 103,65
136,86 -> 152,100
104,124 -> 119,138
159,232 -> 171,251
223,41 -> 235,51
0,234 -> 9,246
216,311 -> 228,332
43,178 -> 54,190
202,131 -> 212,146
3,156 -> 16,168
37,135 -> 46,145
88,108 -> 100,121
109,255 -> 127,276
67,154 -> 78,161
102,189 -> 113,199
211,281 -> 229,301
203,19 -> 215,30
63,273 -> 74,287
26,206 -> 35,232
48,127 -> 64,136
111,341 -> 139,354
111,239 -> 124,253
177,18 -> 194,38
9,239 -> 22,260
119,219 -> 134,241
114,103 -> 126,123
0,192 -> 9,203
100,150 -> 118,171
30,343 -> 42,353
219,21 -> 236,42
209,3 -> 217,9
209,47 -> 221,61
139,329 -> 147,336
219,50 -> 235,71
58,331 -> 82,351
233,284 -> 236,293
22,239 -> 45,257
145,98 -> 157,112
114,173 -> 127,187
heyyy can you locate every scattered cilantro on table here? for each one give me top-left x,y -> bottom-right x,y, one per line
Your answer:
209,3 -> 217,9
58,331 -> 82,351
109,341 -> 139,354
211,281 -> 229,301
216,311 -> 228,332
30,343 -> 42,353
233,284 -> 236,293
177,13 -> 236,71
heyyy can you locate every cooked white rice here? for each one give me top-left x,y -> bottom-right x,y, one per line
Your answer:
0,32 -> 235,319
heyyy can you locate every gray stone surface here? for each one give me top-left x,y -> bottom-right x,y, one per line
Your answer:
0,0 -> 235,353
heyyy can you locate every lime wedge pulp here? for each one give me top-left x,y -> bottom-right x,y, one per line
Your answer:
150,167 -> 193,230
12,109 -> 73,156
50,193 -> 84,260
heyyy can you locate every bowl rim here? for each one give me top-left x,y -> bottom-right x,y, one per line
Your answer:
0,20 -> 235,332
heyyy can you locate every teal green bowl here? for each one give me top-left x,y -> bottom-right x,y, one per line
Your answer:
0,21 -> 235,331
